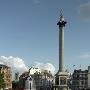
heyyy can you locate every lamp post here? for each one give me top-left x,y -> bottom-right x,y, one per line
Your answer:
29,76 -> 32,90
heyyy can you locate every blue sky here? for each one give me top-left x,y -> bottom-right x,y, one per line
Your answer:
0,0 -> 90,73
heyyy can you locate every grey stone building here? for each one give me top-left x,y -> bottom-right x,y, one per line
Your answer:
71,66 -> 90,90
71,69 -> 88,90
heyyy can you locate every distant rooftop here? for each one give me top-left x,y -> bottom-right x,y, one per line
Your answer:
74,69 -> 88,73
0,64 -> 10,68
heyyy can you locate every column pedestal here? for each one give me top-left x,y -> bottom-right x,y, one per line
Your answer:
53,71 -> 69,90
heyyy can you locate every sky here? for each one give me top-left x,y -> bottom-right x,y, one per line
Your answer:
0,0 -> 90,74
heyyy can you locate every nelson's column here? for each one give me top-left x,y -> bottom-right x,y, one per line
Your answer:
53,12 -> 69,90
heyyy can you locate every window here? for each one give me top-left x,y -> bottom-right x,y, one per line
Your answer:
55,77 -> 59,85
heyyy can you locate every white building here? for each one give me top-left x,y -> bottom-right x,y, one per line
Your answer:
25,76 -> 36,90
29,67 -> 41,75
19,68 -> 54,90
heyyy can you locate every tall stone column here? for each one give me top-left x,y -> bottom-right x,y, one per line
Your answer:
53,12 -> 69,90
57,13 -> 66,72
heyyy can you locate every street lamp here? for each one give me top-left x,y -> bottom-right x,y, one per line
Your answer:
29,76 -> 32,90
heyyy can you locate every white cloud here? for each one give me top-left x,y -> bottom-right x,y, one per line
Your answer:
79,53 -> 90,59
0,56 -> 28,75
79,2 -> 90,20
33,62 -> 55,75
0,56 -> 55,79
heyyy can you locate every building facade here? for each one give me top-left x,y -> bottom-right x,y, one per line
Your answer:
71,66 -> 90,90
0,64 -> 12,90
33,70 -> 54,90
19,68 -> 54,90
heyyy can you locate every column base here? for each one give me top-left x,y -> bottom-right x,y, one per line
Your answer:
53,71 -> 69,90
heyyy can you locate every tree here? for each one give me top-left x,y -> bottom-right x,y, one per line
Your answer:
12,80 -> 19,89
0,73 -> 5,89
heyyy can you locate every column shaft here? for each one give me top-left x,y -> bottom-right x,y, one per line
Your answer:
59,26 -> 64,72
